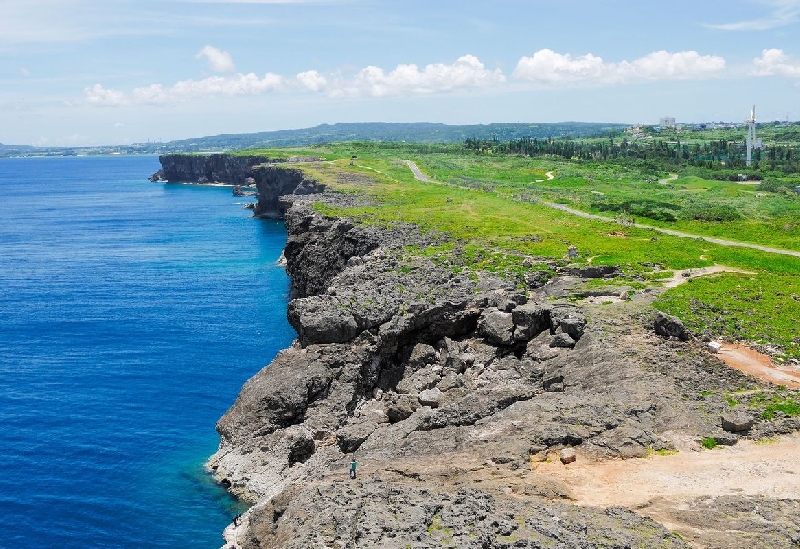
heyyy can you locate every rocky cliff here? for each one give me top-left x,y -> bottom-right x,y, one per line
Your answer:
208,166 -> 800,549
150,154 -> 274,185
250,166 -> 325,219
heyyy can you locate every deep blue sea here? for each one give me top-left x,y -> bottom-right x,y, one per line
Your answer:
0,156 -> 295,549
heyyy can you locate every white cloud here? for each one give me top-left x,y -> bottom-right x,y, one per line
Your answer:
85,73 -> 284,106
751,48 -> 800,77
512,49 -> 725,85
296,70 -> 327,92
85,84 -> 127,106
19,67 -> 30,76
196,45 -> 236,73
706,0 -> 800,30
338,55 -> 506,98
85,49 -> 729,109
84,54 -> 505,106
512,50 -> 607,84
627,51 -> 726,79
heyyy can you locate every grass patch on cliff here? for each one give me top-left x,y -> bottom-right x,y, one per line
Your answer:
654,272 -> 800,360
404,153 -> 800,252
305,155 -> 800,275
269,144 -> 800,356
746,391 -> 800,419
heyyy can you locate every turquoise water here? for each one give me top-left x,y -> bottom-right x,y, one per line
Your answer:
0,156 -> 295,548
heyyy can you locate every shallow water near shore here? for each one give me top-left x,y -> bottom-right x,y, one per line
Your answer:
0,156 -> 295,549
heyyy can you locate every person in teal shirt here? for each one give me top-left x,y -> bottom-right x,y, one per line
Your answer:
349,457 -> 357,479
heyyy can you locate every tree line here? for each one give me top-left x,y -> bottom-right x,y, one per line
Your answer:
463,135 -> 800,175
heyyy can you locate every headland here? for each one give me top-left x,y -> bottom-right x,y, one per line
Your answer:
154,153 -> 800,549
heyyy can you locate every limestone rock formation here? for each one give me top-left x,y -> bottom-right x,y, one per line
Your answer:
152,154 -> 274,185
206,165 -> 798,549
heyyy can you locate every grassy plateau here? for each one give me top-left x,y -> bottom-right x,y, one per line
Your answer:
242,127 -> 800,361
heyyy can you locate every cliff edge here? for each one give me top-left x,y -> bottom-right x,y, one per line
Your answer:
150,154 -> 275,185
195,160 -> 800,549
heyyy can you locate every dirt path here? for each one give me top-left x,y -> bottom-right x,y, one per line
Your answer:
660,265 -> 754,288
403,160 -> 800,258
658,173 -> 679,185
545,171 -> 554,180
542,201 -> 800,258
405,160 -> 431,182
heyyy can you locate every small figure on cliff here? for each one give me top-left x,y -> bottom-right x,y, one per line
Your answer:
233,513 -> 242,526
349,457 -> 357,479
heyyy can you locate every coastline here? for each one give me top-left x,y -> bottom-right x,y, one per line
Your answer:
155,153 -> 800,549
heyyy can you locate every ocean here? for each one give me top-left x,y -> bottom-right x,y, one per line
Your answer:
0,156 -> 295,548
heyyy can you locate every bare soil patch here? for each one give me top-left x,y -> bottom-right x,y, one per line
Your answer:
717,343 -> 800,389
532,434 -> 800,545
661,265 -> 754,289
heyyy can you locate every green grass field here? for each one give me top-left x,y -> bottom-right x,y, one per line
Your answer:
244,141 -> 800,359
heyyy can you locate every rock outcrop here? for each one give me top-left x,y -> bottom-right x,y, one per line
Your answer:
251,166 -> 325,219
150,154 -> 274,185
207,166 -> 798,549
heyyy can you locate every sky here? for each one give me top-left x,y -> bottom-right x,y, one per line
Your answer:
2,0 -> 800,146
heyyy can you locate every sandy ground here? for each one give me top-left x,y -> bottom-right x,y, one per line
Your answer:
717,343 -> 800,389
532,433 -> 800,545
534,433 -> 800,507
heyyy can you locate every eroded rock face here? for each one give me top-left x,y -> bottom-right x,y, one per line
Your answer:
238,481 -> 688,549
153,154 -> 273,185
210,182 -> 794,549
251,166 -> 326,218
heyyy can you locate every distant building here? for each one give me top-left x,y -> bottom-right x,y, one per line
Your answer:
659,116 -> 676,128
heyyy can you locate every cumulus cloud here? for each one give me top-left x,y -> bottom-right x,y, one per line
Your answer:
512,49 -> 725,85
196,45 -> 236,73
751,48 -> 800,77
296,70 -> 327,92
85,73 -> 284,106
339,55 -> 505,98
85,84 -> 127,106
84,54 -> 505,106
85,49 -> 730,108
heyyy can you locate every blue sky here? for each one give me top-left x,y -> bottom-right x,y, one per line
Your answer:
2,0 -> 800,146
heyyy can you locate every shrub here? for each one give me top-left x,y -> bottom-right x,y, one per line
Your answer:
680,203 -> 742,222
701,437 -> 718,450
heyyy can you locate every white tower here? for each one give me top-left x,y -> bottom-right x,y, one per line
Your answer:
746,105 -> 756,167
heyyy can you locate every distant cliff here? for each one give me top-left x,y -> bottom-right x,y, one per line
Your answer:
150,154 -> 274,185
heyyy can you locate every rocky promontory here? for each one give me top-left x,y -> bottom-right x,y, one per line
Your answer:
188,159 -> 800,549
150,153 -> 275,185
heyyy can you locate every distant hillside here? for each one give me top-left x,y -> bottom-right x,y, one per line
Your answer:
0,122 -> 631,158
0,143 -> 35,155
165,122 -> 629,152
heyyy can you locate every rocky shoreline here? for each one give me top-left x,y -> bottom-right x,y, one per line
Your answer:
156,155 -> 800,548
